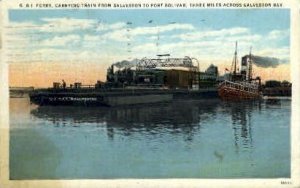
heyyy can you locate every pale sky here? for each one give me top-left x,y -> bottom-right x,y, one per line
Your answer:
6,9 -> 290,87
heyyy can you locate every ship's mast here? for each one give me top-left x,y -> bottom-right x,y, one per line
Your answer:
248,47 -> 252,81
233,41 -> 238,76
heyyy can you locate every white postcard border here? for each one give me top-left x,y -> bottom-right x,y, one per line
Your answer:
0,0 -> 299,187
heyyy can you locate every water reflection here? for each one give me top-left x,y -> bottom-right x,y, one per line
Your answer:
31,100 -> 218,142
265,98 -> 281,106
30,99 -> 263,149
223,101 -> 262,151
10,98 -> 290,178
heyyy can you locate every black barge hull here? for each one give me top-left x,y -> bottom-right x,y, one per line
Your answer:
29,88 -> 218,107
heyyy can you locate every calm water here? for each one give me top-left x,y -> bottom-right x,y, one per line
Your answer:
9,97 -> 291,179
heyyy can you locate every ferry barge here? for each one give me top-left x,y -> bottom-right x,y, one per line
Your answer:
29,55 -> 219,106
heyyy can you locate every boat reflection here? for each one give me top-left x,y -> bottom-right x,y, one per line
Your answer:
222,100 -> 262,151
265,98 -> 281,106
30,99 -> 262,149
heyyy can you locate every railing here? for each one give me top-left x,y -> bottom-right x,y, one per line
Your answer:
219,80 -> 259,94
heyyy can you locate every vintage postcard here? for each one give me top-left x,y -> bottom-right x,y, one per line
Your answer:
0,0 -> 300,187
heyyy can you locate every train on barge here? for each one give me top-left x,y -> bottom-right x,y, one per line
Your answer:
29,55 -> 219,106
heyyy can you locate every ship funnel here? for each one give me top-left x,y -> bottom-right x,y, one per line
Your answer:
241,55 -> 248,80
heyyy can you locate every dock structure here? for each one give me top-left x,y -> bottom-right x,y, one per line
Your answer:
10,87 -> 34,98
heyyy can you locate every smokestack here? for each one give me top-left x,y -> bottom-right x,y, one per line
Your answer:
241,56 -> 248,80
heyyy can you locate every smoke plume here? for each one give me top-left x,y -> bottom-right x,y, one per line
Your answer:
113,59 -> 139,69
245,55 -> 283,68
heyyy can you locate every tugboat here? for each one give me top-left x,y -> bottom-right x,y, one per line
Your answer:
218,42 -> 262,100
